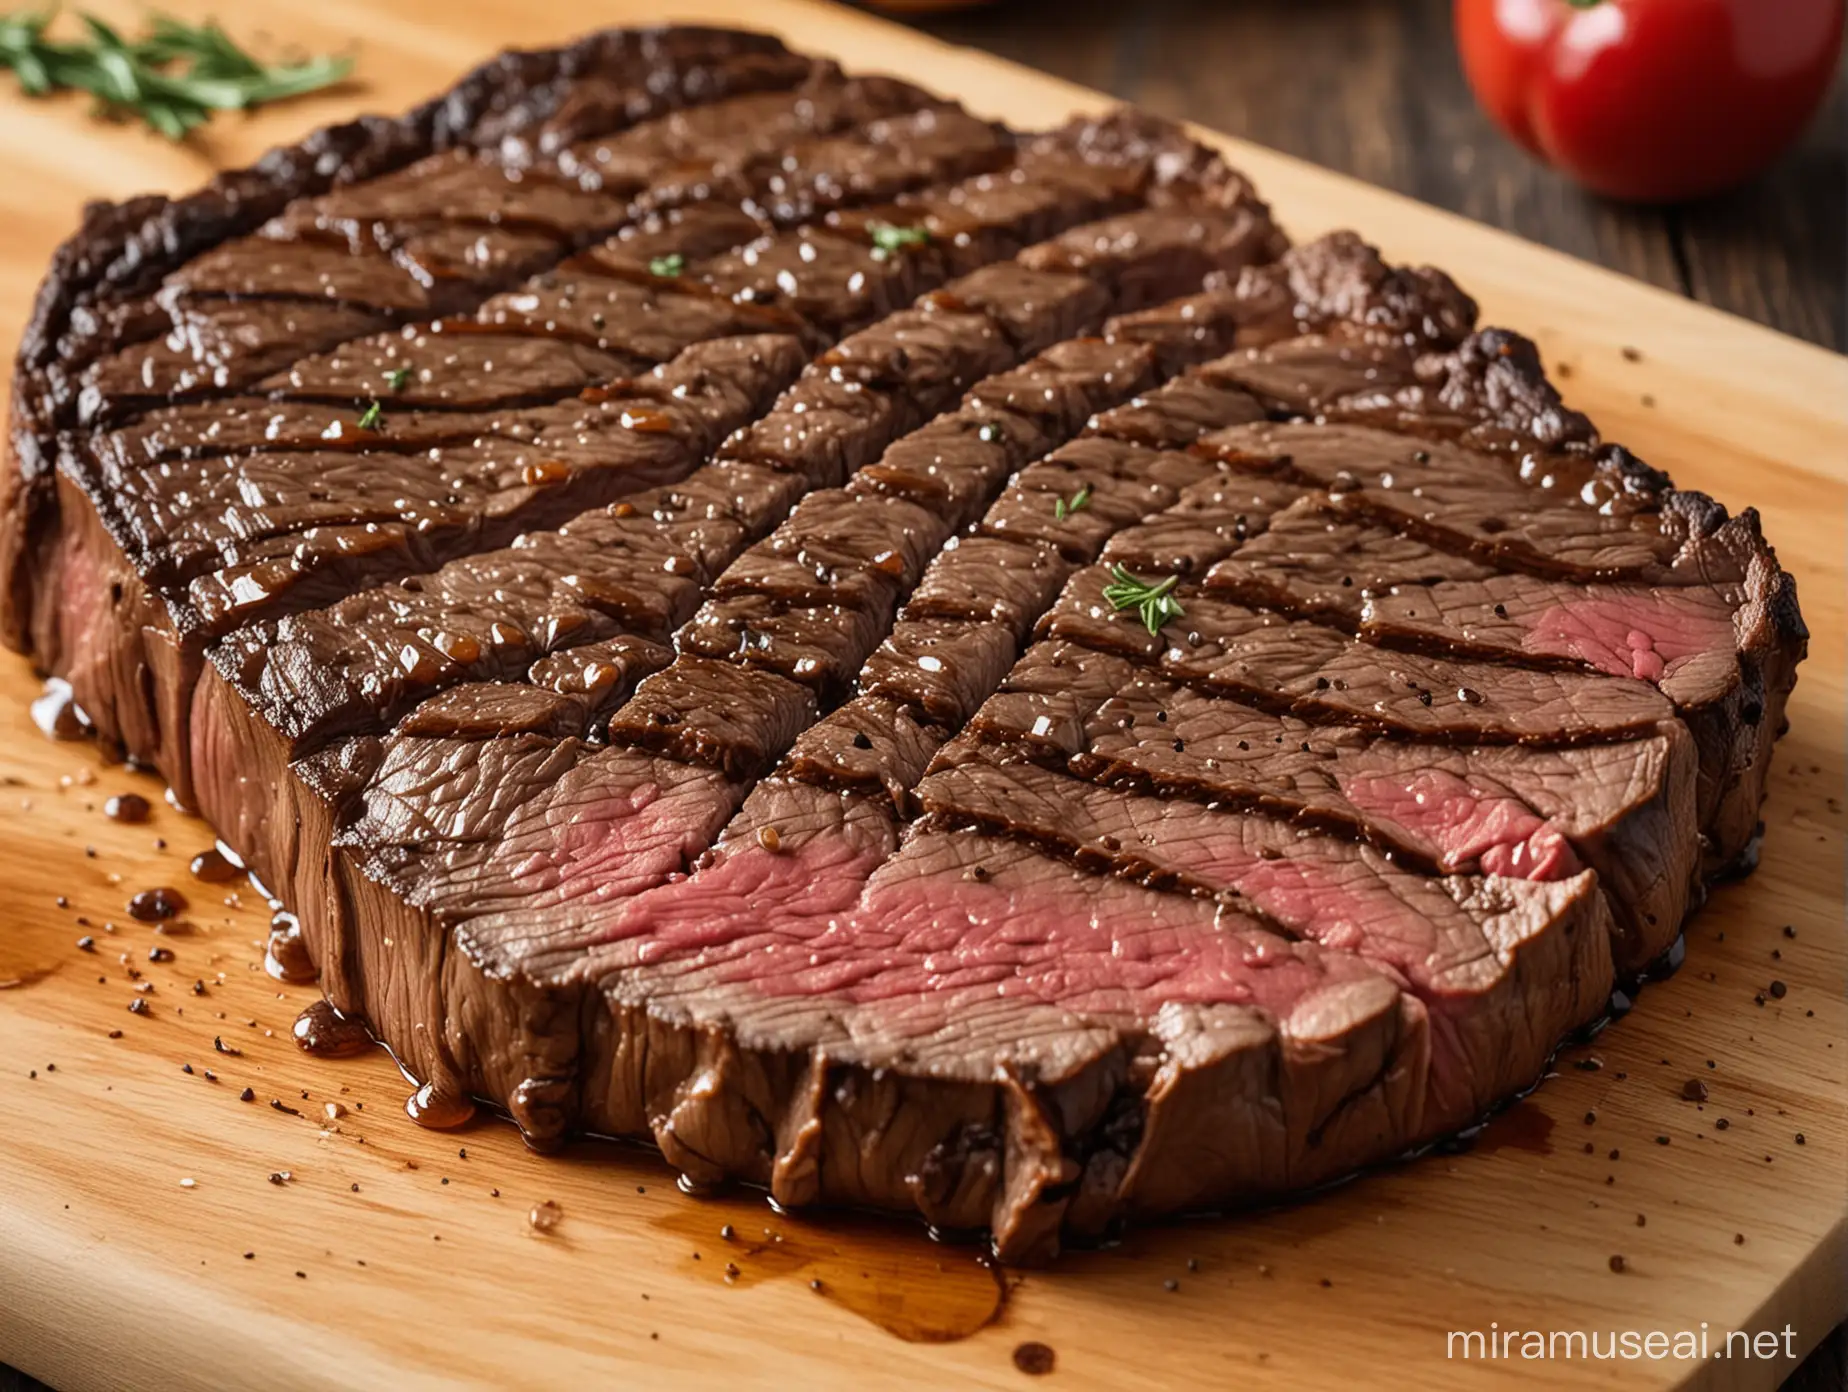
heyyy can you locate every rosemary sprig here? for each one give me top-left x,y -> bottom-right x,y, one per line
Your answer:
356,399 -> 383,430
1054,482 -> 1092,521
648,252 -> 685,277
384,366 -> 411,393
1102,564 -> 1184,637
0,9 -> 352,140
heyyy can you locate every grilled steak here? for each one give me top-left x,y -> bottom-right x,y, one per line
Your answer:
3,27 -> 1805,1263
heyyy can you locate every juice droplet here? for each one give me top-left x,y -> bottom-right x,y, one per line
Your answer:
292,999 -> 373,1058
189,848 -> 242,884
264,912 -> 316,983
406,1080 -> 477,1130
127,887 -> 186,922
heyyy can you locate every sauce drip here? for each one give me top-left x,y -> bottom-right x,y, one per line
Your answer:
264,912 -> 316,983
292,999 -> 373,1058
189,847 -> 242,884
1468,1100 -> 1556,1157
405,1080 -> 477,1130
649,1187 -> 1005,1344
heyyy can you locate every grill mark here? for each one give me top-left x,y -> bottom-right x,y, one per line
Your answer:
68,76 -> 965,435
100,154 -> 1170,652
957,640 -> 1607,870
1185,420 -> 1680,584
1073,403 -> 1750,704
39,48 -> 832,431
134,332 -> 803,594
81,124 -> 997,467
209,207 -> 1267,788
304,266 -> 1290,1075
679,339 -> 1163,701
1041,569 -> 1673,747
605,264 -> 1151,771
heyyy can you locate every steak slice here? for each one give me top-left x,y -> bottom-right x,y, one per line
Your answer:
965,640 -> 1697,970
565,807 -> 1426,1257
913,748 -> 1614,1133
1044,570 -> 1675,743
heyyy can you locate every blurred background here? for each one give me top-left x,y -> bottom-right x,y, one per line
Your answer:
873,0 -> 1845,351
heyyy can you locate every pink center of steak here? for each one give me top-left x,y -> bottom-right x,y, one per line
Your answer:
799,842 -> 1360,1019
1525,592 -> 1736,687
1339,768 -> 1582,880
616,821 -> 887,968
577,791 -> 1369,1028
498,763 -> 741,911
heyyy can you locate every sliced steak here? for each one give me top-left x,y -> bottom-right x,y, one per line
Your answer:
3,29 -> 1805,1270
570,813 -> 1426,1257
962,641 -> 1696,972
1044,569 -> 1675,743
914,749 -> 1613,1132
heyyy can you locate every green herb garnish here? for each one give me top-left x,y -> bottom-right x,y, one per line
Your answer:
1054,483 -> 1093,521
648,252 -> 685,278
1102,564 -> 1184,637
384,366 -> 411,393
868,222 -> 930,260
356,399 -> 383,431
0,10 -> 353,140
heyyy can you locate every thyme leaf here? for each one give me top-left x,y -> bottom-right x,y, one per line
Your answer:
1102,564 -> 1184,637
384,366 -> 411,393
355,399 -> 383,431
648,252 -> 685,277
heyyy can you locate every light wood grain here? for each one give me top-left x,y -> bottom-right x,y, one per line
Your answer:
0,2 -> 1842,1389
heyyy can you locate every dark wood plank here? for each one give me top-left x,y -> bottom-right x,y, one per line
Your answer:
1785,1320 -> 1848,1392
1674,73 -> 1847,350
896,0 -> 1845,349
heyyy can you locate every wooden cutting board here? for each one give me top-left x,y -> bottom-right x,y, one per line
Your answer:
0,2 -> 1842,1388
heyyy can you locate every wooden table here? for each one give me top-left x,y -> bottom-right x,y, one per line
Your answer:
0,2 -> 1842,1389
893,0 -> 1847,353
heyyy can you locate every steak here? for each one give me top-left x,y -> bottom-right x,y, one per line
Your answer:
3,28 -> 1805,1263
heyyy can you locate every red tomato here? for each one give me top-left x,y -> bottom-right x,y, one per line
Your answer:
1455,0 -> 1845,201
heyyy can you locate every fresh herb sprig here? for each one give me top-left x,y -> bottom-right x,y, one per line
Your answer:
868,222 -> 930,260
1102,564 -> 1184,637
356,399 -> 383,431
0,9 -> 353,140
648,252 -> 685,278
1054,482 -> 1092,521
